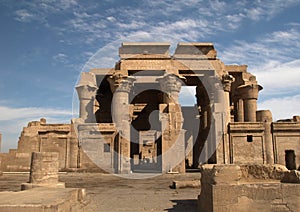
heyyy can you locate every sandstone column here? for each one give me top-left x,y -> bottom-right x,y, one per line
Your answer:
75,72 -> 98,123
110,74 -> 135,174
237,98 -> 244,122
76,84 -> 98,123
21,152 -> 65,190
257,110 -> 274,164
157,74 -> 185,173
195,84 -> 210,166
222,74 -> 234,164
238,84 -> 262,122
222,74 -> 234,126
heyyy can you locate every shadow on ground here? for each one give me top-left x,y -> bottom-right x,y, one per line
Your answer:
165,199 -> 197,211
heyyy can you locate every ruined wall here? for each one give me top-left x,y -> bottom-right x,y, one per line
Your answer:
0,119 -> 83,172
273,121 -> 300,170
228,122 -> 265,164
227,118 -> 300,169
198,164 -> 300,212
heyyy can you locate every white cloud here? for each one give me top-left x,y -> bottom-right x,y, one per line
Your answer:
255,59 -> 300,94
0,105 -> 72,152
106,16 -> 116,22
14,9 -> 34,22
258,94 -> 300,121
53,53 -> 68,63
0,105 -> 72,121
13,0 -> 79,24
219,26 -> 300,89
263,29 -> 300,45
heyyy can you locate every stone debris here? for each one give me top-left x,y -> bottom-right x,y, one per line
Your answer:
171,180 -> 200,189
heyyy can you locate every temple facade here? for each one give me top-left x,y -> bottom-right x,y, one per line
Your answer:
1,42 -> 299,173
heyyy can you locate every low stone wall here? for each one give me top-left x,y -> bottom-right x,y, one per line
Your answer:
240,163 -> 288,180
198,164 -> 300,212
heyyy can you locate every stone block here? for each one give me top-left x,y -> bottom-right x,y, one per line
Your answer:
172,180 -> 200,189
211,164 -> 242,184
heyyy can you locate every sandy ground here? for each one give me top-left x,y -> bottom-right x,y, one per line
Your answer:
0,172 -> 201,211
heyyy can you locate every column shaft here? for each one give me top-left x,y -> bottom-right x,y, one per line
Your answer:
110,75 -> 135,174
237,99 -> 244,122
244,98 -> 257,122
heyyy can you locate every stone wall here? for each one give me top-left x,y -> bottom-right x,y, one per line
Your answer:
273,122 -> 300,170
227,118 -> 300,169
0,119 -> 115,173
198,164 -> 300,212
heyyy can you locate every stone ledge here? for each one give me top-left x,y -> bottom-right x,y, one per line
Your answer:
0,187 -> 87,212
21,182 -> 65,191
229,122 -> 265,132
272,122 -> 300,132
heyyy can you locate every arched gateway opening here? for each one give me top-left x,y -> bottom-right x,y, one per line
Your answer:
76,42 -> 228,175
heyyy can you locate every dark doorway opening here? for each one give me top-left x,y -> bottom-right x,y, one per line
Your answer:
285,150 -> 296,170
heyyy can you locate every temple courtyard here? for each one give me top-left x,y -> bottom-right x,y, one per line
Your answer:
0,172 -> 200,211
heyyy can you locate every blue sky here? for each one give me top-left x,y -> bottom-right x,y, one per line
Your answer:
0,0 -> 300,152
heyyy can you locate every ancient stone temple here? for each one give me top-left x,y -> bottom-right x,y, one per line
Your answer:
0,42 -> 299,174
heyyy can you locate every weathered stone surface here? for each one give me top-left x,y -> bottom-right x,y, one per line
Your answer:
21,152 -> 65,190
198,164 -> 300,212
0,187 -> 86,212
172,180 -> 200,189
211,164 -> 242,184
240,164 -> 288,180
281,170 -> 300,183
29,152 -> 59,184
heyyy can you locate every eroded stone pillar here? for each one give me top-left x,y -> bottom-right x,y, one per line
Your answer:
110,74 -> 135,174
257,110 -> 274,164
76,84 -> 98,123
21,152 -> 65,190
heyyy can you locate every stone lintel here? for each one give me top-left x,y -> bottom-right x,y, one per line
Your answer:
226,64 -> 248,72
174,42 -> 216,59
78,123 -> 116,132
37,125 -> 70,133
119,42 -> 170,59
272,122 -> 300,132
90,68 -> 115,75
229,122 -> 265,133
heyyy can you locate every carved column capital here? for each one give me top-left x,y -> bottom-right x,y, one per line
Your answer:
157,74 -> 185,94
76,84 -> 98,100
222,74 -> 235,92
237,84 -> 263,100
157,74 -> 185,103
108,73 -> 136,93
